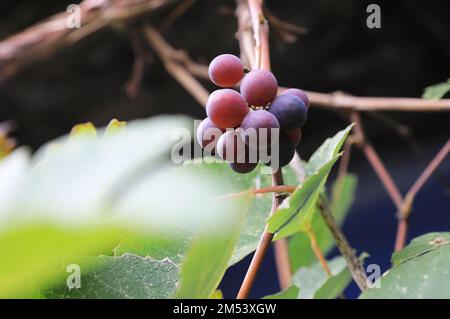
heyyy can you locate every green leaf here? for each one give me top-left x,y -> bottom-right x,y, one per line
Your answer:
69,122 -> 97,139
264,256 -> 351,299
0,116 -> 247,297
423,79 -> 450,100
360,232 -> 450,299
46,254 -> 178,299
176,191 -> 248,299
268,125 -> 353,239
391,232 -> 450,267
268,155 -> 341,238
113,230 -> 191,265
178,160 -> 298,266
104,119 -> 127,136
294,256 -> 351,299
0,224 -> 120,298
264,285 -> 299,299
289,175 -> 357,271
304,124 -> 354,176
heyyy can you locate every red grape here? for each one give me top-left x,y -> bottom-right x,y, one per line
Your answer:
240,110 -> 280,150
216,130 -> 258,164
206,89 -> 248,129
281,88 -> 310,108
263,133 -> 296,169
286,128 -> 302,145
196,118 -> 225,155
229,162 -> 258,174
267,94 -> 308,130
208,54 -> 244,87
240,69 -> 278,106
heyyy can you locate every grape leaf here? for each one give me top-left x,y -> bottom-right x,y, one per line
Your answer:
176,231 -> 242,298
114,230 -> 191,265
289,175 -> 357,271
264,285 -> 299,299
46,254 -> 178,299
360,232 -> 450,299
423,79 -> 450,100
268,155 -> 341,238
0,224 -> 120,298
0,116 -> 246,297
268,125 -> 353,239
264,256 -> 351,299
391,232 -> 450,267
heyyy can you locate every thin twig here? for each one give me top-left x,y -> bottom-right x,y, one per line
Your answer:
306,228 -> 332,276
143,25 -> 209,105
318,196 -> 368,291
125,28 -> 152,98
218,185 -> 296,199
301,90 -> 450,112
159,0 -> 197,31
394,138 -> 450,251
351,112 -> 404,210
337,138 -> 353,181
236,0 -> 291,298
0,0 -> 181,83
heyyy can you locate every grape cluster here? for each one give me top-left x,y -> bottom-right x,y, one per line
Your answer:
197,53 -> 309,174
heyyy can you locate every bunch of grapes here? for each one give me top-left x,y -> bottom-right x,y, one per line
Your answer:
197,54 -> 309,174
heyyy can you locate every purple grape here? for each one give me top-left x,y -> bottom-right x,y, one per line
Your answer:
229,162 -> 258,174
216,130 -> 258,164
263,133 -> 296,169
240,110 -> 280,150
267,94 -> 308,130
281,88 -> 310,108
240,69 -> 278,106
286,128 -> 302,146
196,118 -> 225,155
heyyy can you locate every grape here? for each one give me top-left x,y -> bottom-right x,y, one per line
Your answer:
286,128 -> 302,145
281,88 -> 310,108
240,69 -> 278,106
229,162 -> 258,174
240,110 -> 280,150
267,94 -> 308,130
208,54 -> 244,87
216,130 -> 258,164
206,89 -> 248,129
263,133 -> 296,169
196,118 -> 225,155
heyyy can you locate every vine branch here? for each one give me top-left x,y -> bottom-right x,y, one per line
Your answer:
318,196 -> 369,291
236,0 -> 291,299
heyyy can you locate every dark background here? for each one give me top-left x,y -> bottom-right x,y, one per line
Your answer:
1,0 -> 449,298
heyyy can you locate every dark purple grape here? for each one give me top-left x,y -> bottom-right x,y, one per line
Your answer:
286,128 -> 302,145
196,118 -> 225,155
263,133 -> 296,169
267,94 -> 308,130
240,69 -> 278,106
216,130 -> 259,164
206,89 -> 248,129
240,110 -> 280,150
208,54 -> 244,87
281,88 -> 310,108
229,162 -> 258,174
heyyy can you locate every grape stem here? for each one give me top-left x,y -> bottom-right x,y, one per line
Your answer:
236,0 -> 291,298
218,185 -> 296,199
306,228 -> 332,276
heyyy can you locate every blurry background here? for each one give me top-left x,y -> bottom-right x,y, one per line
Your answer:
0,0 -> 449,298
